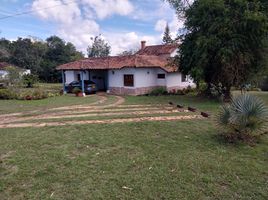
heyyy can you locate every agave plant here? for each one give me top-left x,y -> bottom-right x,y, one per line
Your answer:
217,94 -> 268,140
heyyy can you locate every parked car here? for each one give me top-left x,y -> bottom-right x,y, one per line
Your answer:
66,80 -> 97,94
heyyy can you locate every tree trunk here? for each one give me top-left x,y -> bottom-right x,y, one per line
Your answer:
196,81 -> 200,91
224,85 -> 232,101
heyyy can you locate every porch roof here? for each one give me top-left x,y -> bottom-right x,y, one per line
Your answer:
56,54 -> 178,73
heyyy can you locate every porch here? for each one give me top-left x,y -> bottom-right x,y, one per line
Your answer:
62,69 -> 109,95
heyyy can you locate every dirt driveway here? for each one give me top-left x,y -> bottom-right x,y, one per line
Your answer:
0,94 -> 203,128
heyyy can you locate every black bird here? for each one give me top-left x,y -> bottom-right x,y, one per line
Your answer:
188,107 -> 197,112
201,112 -> 209,118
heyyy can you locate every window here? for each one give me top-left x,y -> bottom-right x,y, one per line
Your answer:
181,74 -> 187,82
157,74 -> 165,79
124,74 -> 134,87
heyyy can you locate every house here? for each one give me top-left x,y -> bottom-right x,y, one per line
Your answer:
57,41 -> 195,95
0,62 -> 31,79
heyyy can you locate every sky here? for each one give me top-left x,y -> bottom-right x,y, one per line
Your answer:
0,0 -> 183,55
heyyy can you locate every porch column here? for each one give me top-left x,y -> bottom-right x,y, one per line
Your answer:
81,70 -> 86,96
106,70 -> 109,93
61,70 -> 66,94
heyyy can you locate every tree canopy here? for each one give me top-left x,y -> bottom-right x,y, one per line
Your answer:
117,49 -> 137,56
0,36 -> 83,82
168,0 -> 268,98
162,23 -> 174,44
87,36 -> 111,58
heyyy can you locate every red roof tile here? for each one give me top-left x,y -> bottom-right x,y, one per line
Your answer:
57,54 -> 177,72
57,44 -> 179,72
136,44 -> 178,56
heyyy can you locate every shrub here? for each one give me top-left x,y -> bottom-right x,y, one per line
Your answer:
260,76 -> 268,91
175,89 -> 187,95
72,87 -> 82,95
5,66 -> 23,86
149,87 -> 167,96
22,74 -> 39,88
0,89 -> 16,99
217,94 -> 268,143
209,83 -> 226,101
16,88 -> 48,100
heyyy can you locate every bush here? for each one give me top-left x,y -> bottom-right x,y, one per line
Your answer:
173,86 -> 195,95
149,87 -> 167,96
22,74 -> 39,88
175,89 -> 187,95
217,94 -> 268,143
260,76 -> 268,91
16,88 -> 48,100
209,83 -> 226,101
0,89 -> 16,99
72,87 -> 82,95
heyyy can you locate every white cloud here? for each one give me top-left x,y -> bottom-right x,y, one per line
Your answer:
132,0 -> 174,22
31,0 -> 180,56
155,19 -> 167,32
81,0 -> 134,19
104,31 -> 161,55
155,14 -> 185,39
32,0 -> 100,52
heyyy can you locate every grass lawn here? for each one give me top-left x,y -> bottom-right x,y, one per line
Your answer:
0,95 -> 99,114
0,91 -> 267,199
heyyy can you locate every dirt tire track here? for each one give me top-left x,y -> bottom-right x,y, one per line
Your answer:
0,115 -> 203,128
5,109 -> 191,124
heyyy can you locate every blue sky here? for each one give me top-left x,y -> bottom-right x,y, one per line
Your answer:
0,0 -> 182,55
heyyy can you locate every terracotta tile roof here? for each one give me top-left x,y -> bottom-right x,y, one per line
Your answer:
57,54 -> 177,72
136,44 -> 178,56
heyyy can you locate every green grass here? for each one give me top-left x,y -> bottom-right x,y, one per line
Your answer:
0,91 -> 268,199
0,95 -> 99,114
125,94 -> 219,112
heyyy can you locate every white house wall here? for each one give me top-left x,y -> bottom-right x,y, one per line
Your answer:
166,72 -> 195,90
134,68 -> 157,88
0,70 -> 8,78
108,68 -> 167,88
64,68 -> 195,95
156,68 -> 167,86
65,71 -> 75,84
108,68 -> 136,88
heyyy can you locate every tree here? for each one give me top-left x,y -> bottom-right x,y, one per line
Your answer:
169,0 -> 268,99
87,36 -> 111,57
163,23 -> 173,44
0,38 -> 11,62
117,49 -> 137,56
22,74 -> 39,88
5,66 -> 23,86
9,38 -> 45,74
41,36 -> 84,82
0,36 -> 83,82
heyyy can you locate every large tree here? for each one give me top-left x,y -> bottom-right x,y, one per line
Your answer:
87,36 -> 111,57
168,0 -> 268,98
0,38 -> 11,62
9,38 -> 45,74
41,36 -> 84,82
0,36 -> 83,82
